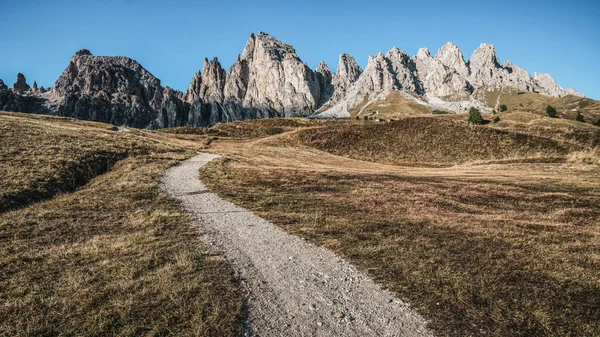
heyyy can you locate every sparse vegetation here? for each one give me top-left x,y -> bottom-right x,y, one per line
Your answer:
546,104 -> 558,118
576,110 -> 586,122
432,110 -> 450,115
493,116 -> 501,123
0,112 -> 243,336
296,117 -> 573,166
499,104 -> 508,112
467,107 -> 484,125
199,118 -> 600,336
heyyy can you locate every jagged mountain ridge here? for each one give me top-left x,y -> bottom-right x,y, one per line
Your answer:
0,32 -> 585,128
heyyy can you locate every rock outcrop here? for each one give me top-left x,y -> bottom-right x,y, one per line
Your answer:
321,41 -> 584,116
534,72 -> 582,98
315,62 -> 334,106
413,48 -> 471,99
199,57 -> 226,103
435,42 -> 470,79
386,47 -> 422,94
331,53 -> 362,103
12,73 -> 31,94
51,50 -> 165,127
239,32 -> 321,115
2,33 -> 585,126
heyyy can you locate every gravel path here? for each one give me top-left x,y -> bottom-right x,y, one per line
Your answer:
162,153 -> 433,337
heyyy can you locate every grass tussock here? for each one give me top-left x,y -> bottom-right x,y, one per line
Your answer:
0,112 -> 243,336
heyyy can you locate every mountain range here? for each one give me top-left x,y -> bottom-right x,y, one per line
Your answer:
0,32 -> 586,128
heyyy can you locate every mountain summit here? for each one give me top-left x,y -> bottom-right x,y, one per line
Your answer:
0,33 -> 585,128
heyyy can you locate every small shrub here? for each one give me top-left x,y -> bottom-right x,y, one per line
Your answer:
363,115 -> 368,121
575,111 -> 585,123
519,103 -> 524,108
492,109 -> 497,114
499,104 -> 508,112
356,116 -> 360,120
546,105 -> 558,118
595,119 -> 600,127
493,116 -> 501,123
467,107 -> 484,125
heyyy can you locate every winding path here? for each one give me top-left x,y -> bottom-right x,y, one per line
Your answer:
161,153 -> 432,337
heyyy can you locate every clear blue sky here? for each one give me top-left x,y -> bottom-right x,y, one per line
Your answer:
1,0 -> 598,99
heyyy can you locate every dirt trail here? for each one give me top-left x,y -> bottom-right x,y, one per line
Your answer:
162,153 -> 432,337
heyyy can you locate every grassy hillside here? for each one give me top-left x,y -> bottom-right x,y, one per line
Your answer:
296,117 -> 577,166
349,91 -> 432,119
476,87 -> 600,124
0,112 -> 243,336
199,116 -> 600,336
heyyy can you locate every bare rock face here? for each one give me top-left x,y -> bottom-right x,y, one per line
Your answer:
199,57 -> 226,103
0,79 -> 7,91
320,52 -> 402,117
240,32 -> 320,115
12,73 -> 31,94
223,54 -> 250,101
315,62 -> 334,105
156,86 -> 190,129
533,73 -> 583,97
413,48 -> 471,99
468,43 -> 506,87
51,51 -> 167,128
385,47 -> 422,93
435,42 -> 470,79
331,53 -> 362,103
503,60 -> 535,92
183,71 -> 201,103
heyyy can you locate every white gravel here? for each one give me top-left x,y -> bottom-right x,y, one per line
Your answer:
161,153 -> 433,337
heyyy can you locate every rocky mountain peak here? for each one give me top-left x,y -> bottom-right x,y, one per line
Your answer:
469,43 -> 500,68
199,57 -> 226,103
0,78 -> 8,90
468,43 -> 503,87
12,73 -> 31,94
316,62 -> 334,105
435,42 -> 469,79
386,47 -> 422,93
533,72 -> 583,97
413,45 -> 471,99
253,32 -> 296,62
238,32 -> 320,115
75,49 -> 92,56
331,53 -> 363,103
415,48 -> 431,60
183,71 -> 202,103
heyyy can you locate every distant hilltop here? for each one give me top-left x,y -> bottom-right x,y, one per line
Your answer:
0,32 -> 585,128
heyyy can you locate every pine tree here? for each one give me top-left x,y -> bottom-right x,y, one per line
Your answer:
546,105 -> 557,118
468,107 -> 484,125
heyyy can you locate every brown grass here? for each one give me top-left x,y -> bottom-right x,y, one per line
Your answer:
350,91 -> 432,119
199,117 -> 600,336
0,112 -> 174,212
0,112 -> 243,336
295,117 -> 576,166
477,88 -> 600,124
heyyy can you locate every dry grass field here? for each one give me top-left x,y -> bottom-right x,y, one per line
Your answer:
196,116 -> 600,336
0,112 -> 243,336
476,88 -> 600,124
3,109 -> 599,336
